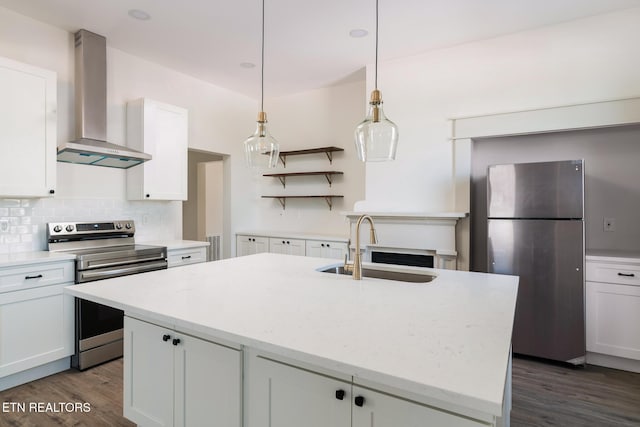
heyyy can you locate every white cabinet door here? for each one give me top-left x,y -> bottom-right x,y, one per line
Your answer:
124,316 -> 243,427
586,281 -> 640,360
236,235 -> 269,257
269,238 -> 305,256
127,98 -> 188,201
247,356 -> 351,427
123,316 -> 174,427
174,333 -> 242,427
0,56 -> 56,198
306,240 -> 348,260
352,386 -> 485,427
0,284 -> 73,378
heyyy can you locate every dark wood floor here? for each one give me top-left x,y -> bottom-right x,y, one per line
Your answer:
511,356 -> 640,426
0,356 -> 639,426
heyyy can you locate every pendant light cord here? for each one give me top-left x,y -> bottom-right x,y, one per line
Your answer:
374,0 -> 379,90
261,0 -> 265,112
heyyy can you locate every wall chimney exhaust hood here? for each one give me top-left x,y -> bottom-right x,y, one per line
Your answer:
57,29 -> 151,168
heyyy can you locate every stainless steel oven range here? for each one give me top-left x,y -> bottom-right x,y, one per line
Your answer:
47,220 -> 167,370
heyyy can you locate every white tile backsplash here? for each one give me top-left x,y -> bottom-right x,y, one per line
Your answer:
0,198 -> 182,253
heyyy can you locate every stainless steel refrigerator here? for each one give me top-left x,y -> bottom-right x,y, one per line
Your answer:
487,160 -> 585,364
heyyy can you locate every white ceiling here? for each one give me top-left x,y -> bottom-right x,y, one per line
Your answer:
1,0 -> 639,99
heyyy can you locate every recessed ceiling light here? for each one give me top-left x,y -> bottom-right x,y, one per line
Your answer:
349,29 -> 368,38
240,62 -> 256,69
128,9 -> 151,21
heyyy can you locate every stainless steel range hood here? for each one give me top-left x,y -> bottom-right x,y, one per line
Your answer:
57,29 -> 151,168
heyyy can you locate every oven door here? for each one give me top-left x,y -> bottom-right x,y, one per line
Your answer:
73,258 -> 167,370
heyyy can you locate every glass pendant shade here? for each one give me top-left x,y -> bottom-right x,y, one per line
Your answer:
244,111 -> 279,169
354,90 -> 398,162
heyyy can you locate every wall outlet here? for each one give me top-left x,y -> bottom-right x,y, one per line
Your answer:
0,219 -> 8,233
603,217 -> 616,232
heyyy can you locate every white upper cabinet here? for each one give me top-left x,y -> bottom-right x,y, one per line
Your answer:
0,56 -> 56,198
126,98 -> 188,201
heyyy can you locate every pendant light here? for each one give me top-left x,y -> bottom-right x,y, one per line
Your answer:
354,0 -> 398,162
244,0 -> 279,169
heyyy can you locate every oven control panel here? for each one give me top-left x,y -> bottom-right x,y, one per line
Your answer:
47,220 -> 135,238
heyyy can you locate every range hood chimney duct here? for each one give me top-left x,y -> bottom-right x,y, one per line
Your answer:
57,29 -> 151,168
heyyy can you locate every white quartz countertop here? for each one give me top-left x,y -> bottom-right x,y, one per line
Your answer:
139,240 -> 209,250
237,231 -> 349,242
586,250 -> 640,263
65,253 -> 518,416
0,251 -> 76,268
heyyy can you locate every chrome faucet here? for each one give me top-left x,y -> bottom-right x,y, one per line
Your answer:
344,214 -> 377,280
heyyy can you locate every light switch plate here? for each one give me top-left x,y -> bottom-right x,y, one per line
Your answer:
603,217 -> 616,232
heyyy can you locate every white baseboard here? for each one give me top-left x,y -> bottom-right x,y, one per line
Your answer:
0,358 -> 70,392
587,352 -> 640,373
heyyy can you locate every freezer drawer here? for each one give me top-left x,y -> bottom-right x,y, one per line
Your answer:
488,219 -> 585,362
487,160 -> 584,219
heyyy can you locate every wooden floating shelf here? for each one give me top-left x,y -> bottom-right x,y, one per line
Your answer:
272,146 -> 344,167
263,171 -> 344,188
262,195 -> 344,210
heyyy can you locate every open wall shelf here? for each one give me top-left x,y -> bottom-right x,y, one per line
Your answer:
276,146 -> 344,167
263,171 -> 344,188
262,195 -> 344,210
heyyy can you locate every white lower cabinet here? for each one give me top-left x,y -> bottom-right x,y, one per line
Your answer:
237,233 -> 348,259
306,240 -> 349,260
351,386 -> 484,427
247,355 -> 351,427
167,246 -> 207,268
123,316 -> 242,427
247,355 -> 486,427
236,235 -> 269,257
0,259 -> 74,386
268,238 -> 306,256
586,281 -> 640,360
0,284 -> 73,378
586,258 -> 640,362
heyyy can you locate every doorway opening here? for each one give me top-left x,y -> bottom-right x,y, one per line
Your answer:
183,149 -> 229,259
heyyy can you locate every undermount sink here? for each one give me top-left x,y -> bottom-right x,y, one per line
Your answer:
318,264 -> 436,283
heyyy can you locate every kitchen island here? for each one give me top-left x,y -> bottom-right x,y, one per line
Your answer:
65,253 -> 518,427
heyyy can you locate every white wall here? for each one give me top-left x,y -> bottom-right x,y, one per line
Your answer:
0,6 -> 256,253
359,7 -> 640,213
243,79 -> 366,238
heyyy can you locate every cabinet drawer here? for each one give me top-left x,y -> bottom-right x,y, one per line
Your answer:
586,262 -> 640,286
0,261 -> 74,294
168,247 -> 207,268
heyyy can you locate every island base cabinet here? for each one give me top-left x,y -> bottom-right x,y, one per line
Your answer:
352,386 -> 487,427
123,316 -> 242,427
247,354 -> 490,427
247,356 -> 351,427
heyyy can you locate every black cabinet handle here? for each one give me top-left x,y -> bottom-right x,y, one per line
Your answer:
282,240 -> 285,244
49,189 -> 55,194
354,396 -> 365,407
286,241 -> 290,244
327,244 -> 330,247
181,255 -> 192,260
321,243 -> 325,247
162,334 -> 171,342
146,194 -> 150,198
335,389 -> 345,400
618,272 -> 635,277
25,274 -> 43,280
172,338 -> 181,346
